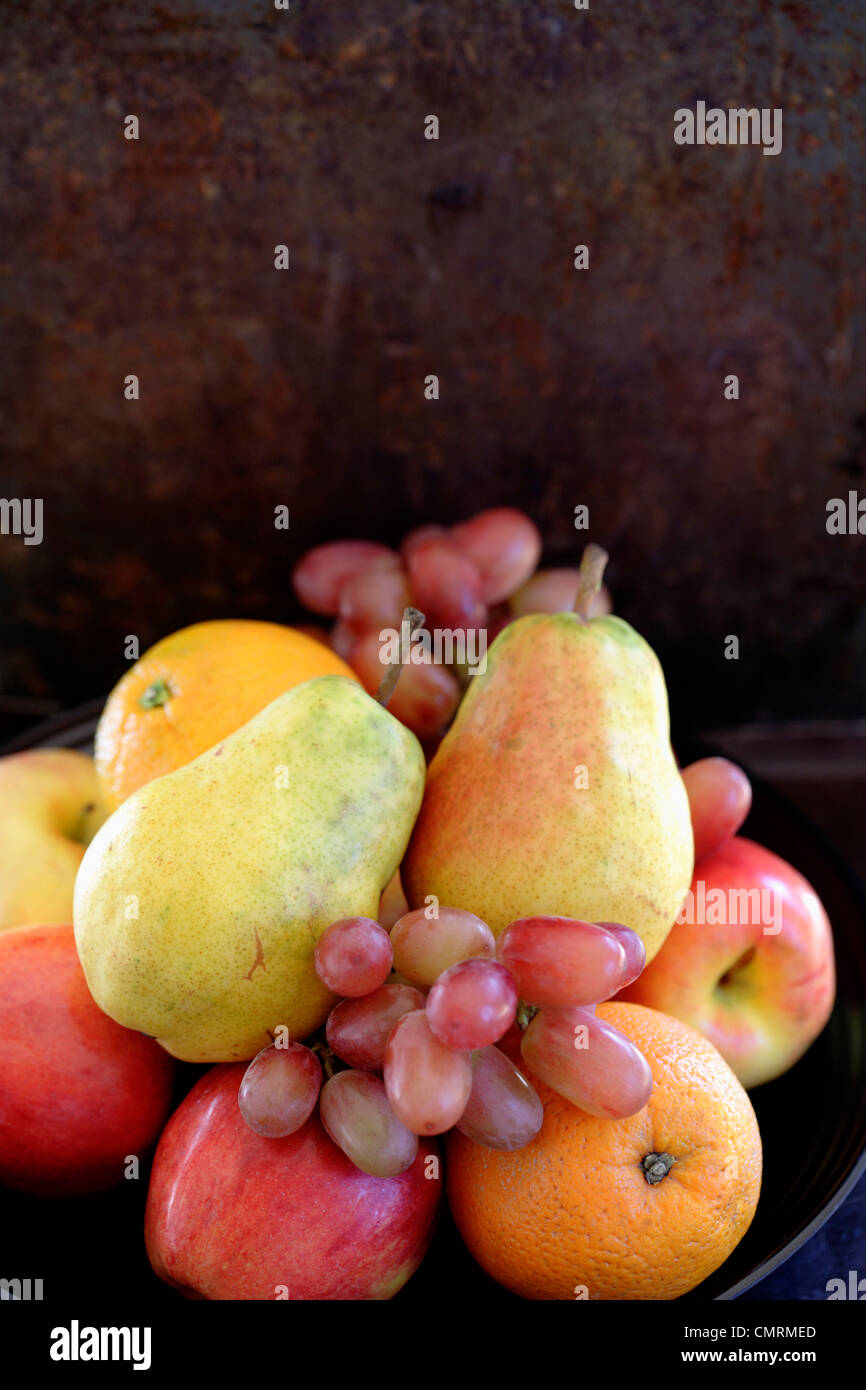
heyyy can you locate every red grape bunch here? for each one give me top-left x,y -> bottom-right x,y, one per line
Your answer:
236,906 -> 653,1178
291,508 -> 612,743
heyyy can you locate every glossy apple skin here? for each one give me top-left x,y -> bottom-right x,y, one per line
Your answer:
0,923 -> 174,1195
145,1063 -> 442,1301
620,836 -> 835,1088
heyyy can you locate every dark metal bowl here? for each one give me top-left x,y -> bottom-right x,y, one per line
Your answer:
2,709 -> 865,1302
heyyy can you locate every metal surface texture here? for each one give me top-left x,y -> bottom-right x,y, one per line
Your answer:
1,0 -> 865,724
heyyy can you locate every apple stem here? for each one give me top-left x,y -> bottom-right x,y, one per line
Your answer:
641,1152 -> 676,1185
375,607 -> 426,707
573,544 -> 609,622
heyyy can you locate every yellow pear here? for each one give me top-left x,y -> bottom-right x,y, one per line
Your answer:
403,547 -> 693,964
74,676 -> 425,1062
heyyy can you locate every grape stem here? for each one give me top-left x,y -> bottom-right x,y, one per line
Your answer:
516,1000 -> 539,1031
308,1038 -> 343,1082
375,606 -> 426,707
573,544 -> 609,622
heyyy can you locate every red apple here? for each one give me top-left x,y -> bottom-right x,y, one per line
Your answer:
145,1063 -> 442,1300
0,922 -> 174,1195
619,836 -> 835,1088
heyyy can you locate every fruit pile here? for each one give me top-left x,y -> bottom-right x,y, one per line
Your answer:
291,507 -> 610,740
237,908 -> 650,1174
0,529 -> 838,1302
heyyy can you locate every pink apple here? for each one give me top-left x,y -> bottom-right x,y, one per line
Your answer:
145,1063 -> 442,1300
620,836 -> 835,1088
0,922 -> 174,1195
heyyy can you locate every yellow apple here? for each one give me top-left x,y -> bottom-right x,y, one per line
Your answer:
0,750 -> 107,929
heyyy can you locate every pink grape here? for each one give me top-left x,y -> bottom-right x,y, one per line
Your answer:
401,524 -> 448,560
319,1070 -> 418,1177
391,906 -> 496,988
338,566 -> 412,634
237,1041 -> 322,1137
596,923 -> 646,990
496,917 -> 628,1007
293,540 -> 400,616
406,537 -> 488,632
509,568 -> 613,618
426,958 -> 517,1050
314,917 -> 392,997
456,1046 -> 544,1151
326,982 -> 426,1071
329,618 -> 358,661
451,508 -> 542,604
520,1006 -> 653,1118
349,632 -> 461,738
681,757 -> 752,863
384,1010 -> 472,1135
378,870 -> 409,930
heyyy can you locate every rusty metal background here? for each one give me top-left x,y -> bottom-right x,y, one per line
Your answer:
1,0 -> 865,731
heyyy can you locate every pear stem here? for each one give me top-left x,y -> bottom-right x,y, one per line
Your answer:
375,607 -> 426,707
573,544 -> 609,622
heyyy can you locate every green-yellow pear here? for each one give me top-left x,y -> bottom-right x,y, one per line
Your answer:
0,750 -> 107,930
403,546 -> 694,965
74,675 -> 425,1062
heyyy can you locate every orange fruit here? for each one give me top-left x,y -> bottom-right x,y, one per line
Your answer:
95,620 -> 359,809
447,1001 -> 762,1300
